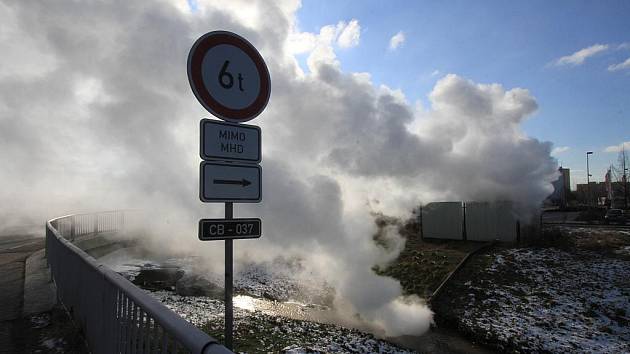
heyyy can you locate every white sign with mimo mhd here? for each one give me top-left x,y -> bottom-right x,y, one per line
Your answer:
200,161 -> 261,203
200,119 -> 260,163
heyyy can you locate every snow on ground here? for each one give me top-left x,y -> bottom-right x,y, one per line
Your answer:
459,247 -> 630,353
615,245 -> 630,257
100,249 -> 333,304
40,338 -> 67,353
150,290 -> 414,353
101,249 -> 411,352
235,257 -> 334,305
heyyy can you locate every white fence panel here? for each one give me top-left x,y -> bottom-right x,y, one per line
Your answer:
494,201 -> 518,242
422,202 -> 463,240
465,201 -> 518,242
465,202 -> 496,241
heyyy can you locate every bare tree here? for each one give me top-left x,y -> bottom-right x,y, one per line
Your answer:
610,146 -> 629,208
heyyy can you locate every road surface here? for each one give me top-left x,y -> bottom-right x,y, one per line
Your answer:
0,233 -> 44,353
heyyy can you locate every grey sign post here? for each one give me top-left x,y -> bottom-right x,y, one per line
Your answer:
188,30 -> 270,351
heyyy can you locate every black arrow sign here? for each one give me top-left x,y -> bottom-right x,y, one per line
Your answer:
213,178 -> 252,187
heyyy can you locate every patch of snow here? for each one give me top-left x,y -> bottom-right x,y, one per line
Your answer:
40,337 -> 66,352
29,313 -> 50,329
234,258 -> 333,305
149,290 -> 414,353
459,247 -> 630,353
614,245 -> 630,256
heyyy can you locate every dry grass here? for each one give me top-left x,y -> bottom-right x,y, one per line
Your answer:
372,214 -> 484,298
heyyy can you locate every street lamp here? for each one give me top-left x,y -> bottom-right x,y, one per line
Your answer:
624,167 -> 628,209
586,151 -> 593,206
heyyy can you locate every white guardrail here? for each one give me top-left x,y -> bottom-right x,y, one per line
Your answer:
46,211 -> 232,354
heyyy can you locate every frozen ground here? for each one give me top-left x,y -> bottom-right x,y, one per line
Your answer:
463,248 -> 629,353
101,249 -> 414,353
150,291 -> 414,353
100,249 -> 333,304
234,257 -> 334,305
433,227 -> 630,353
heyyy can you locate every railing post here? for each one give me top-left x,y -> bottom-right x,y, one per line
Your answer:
71,216 -> 76,241
419,205 -> 423,240
462,202 -> 467,241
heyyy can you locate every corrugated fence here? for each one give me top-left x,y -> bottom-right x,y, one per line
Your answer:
420,201 -> 538,242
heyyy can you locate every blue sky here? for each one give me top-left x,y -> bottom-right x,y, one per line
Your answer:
295,0 -> 630,188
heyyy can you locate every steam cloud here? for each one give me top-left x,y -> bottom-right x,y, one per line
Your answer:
0,0 -> 557,336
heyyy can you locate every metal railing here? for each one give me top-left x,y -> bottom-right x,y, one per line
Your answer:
53,210 -> 125,242
46,211 -> 232,354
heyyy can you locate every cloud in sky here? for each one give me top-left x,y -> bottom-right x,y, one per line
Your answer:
288,19 -> 360,55
287,18 -> 361,76
554,44 -> 609,66
551,146 -> 570,155
337,19 -> 360,48
604,141 -> 630,153
608,57 -> 630,71
0,0 -> 558,336
389,31 -> 405,50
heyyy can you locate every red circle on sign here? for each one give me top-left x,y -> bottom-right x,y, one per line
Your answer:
187,31 -> 271,123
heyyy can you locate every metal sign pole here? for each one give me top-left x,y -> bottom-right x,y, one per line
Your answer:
224,202 -> 234,350
189,31 -> 270,351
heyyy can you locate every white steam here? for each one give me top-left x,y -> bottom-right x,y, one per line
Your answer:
0,0 -> 558,337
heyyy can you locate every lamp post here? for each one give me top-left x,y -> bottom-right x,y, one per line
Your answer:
623,144 -> 628,209
624,167 -> 628,209
586,151 -> 593,206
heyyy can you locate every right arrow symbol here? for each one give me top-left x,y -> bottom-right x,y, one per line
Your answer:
213,178 -> 251,187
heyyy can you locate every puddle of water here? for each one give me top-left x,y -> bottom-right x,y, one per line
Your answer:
233,295 -> 257,311
233,294 -> 384,335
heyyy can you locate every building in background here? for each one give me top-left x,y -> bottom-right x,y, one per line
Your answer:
576,181 -> 619,207
546,167 -> 571,208
605,169 -> 628,208
606,167 -> 629,209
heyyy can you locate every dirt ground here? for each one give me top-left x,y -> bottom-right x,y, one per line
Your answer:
10,307 -> 88,354
373,216 -> 487,299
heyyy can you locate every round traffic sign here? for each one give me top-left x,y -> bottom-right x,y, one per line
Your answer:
187,31 -> 271,123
